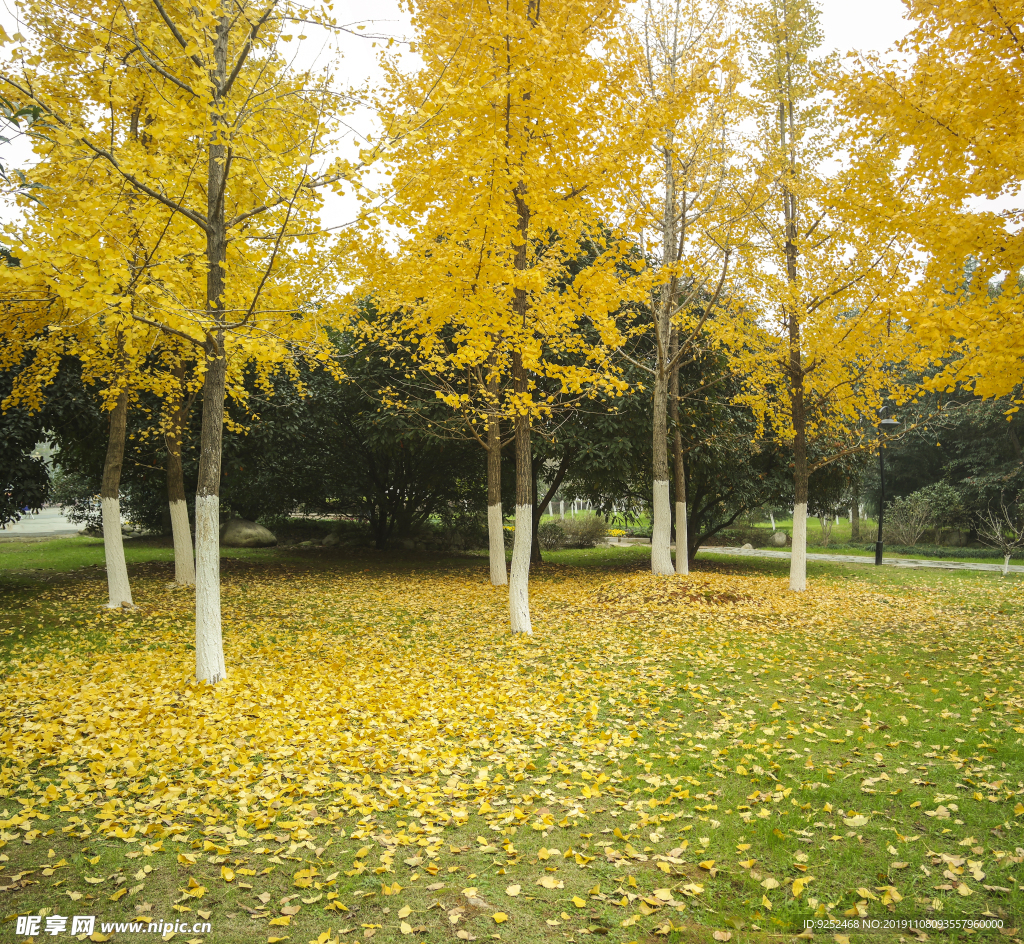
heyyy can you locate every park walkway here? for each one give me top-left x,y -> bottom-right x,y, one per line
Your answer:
0,507 -> 81,541
696,544 -> 1024,574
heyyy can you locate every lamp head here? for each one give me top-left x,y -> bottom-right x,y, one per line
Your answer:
879,417 -> 899,429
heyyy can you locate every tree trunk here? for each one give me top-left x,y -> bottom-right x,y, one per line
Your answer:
194,11 -> 230,684
850,483 -> 861,541
651,120 -> 677,577
100,387 -> 133,608
530,457 -> 543,565
166,384 -> 195,587
195,342 -> 227,682
509,351 -> 532,635
651,366 -> 674,575
669,327 -> 688,575
780,69 -> 806,591
486,408 -> 506,586
789,368 -> 809,592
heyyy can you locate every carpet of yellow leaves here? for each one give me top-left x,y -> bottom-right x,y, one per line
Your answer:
2,560 -> 1023,941
1,566 -> 1016,843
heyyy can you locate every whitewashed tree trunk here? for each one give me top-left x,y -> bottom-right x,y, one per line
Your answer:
509,362 -> 532,635
1003,553 -> 1011,577
789,501 -> 807,592
194,493 -> 226,682
651,362 -> 673,575
675,498 -> 689,575
169,500 -> 195,586
193,35 -> 231,685
651,479 -> 673,575
102,497 -> 133,608
510,502 -> 532,634
488,504 -> 506,586
100,388 -> 133,608
769,511 -> 776,530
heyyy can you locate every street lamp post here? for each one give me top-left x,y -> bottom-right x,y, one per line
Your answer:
875,416 -> 900,565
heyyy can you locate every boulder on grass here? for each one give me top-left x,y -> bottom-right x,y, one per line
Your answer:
769,530 -> 788,547
220,518 -> 277,548
323,532 -> 341,547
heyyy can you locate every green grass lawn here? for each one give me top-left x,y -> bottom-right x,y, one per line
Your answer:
742,517 -> 1013,566
1,540 -> 1022,944
0,535 -> 277,577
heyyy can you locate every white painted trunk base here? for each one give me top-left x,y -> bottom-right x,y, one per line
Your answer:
1004,554 -> 1011,577
102,496 -> 133,608
509,503 -> 532,635
651,479 -> 673,576
674,499 -> 689,575
170,500 -> 196,587
789,501 -> 807,592
488,504 -> 507,586
194,495 -> 226,683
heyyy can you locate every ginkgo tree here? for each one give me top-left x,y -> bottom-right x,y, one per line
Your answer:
615,0 -> 746,577
739,0 -> 921,592
1,171 -> 162,609
1,0 -> 352,680
364,0 -> 636,633
847,0 -> 1024,406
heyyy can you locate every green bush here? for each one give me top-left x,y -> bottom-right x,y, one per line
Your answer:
538,519 -> 567,550
561,514 -> 606,548
884,493 -> 931,546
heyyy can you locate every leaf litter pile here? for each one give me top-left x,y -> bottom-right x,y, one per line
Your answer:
1,558 -> 1023,943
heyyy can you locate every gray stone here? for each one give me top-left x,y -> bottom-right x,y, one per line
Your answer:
323,532 -> 341,547
220,518 -> 277,548
741,543 -> 754,550
769,530 -> 788,547
399,538 -> 416,550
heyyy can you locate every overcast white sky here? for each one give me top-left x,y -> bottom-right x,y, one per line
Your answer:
1,0 -> 913,229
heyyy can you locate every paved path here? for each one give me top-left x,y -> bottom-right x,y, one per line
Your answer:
0,507 -> 82,541
696,545 -> 1024,574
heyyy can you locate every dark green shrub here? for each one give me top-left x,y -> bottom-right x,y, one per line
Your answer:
538,519 -> 567,550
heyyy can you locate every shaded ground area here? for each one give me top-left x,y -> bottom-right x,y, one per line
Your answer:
1,545 -> 1022,943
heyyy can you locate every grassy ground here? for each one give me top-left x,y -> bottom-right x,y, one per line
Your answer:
1,541 -> 1022,944
0,536 -> 278,580
745,518 -> 1012,566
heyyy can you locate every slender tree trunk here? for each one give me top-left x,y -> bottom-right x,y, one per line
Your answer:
530,457 -> 543,565
789,363 -> 809,592
165,385 -> 195,587
850,483 -> 861,541
486,407 -> 506,586
195,17 -> 230,683
509,350 -> 532,635
195,340 -> 226,682
651,121 -> 677,577
669,327 -> 688,575
1003,553 -> 1011,577
651,366 -> 674,575
100,387 -> 133,608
